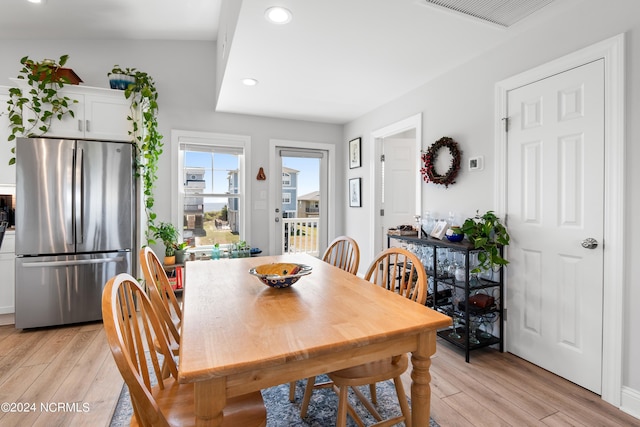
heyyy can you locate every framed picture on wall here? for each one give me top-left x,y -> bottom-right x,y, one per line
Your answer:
349,137 -> 361,169
349,178 -> 362,207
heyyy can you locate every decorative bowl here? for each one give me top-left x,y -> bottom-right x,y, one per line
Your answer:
249,263 -> 312,288
445,228 -> 465,242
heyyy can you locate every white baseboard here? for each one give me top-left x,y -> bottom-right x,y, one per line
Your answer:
0,313 -> 15,326
621,386 -> 640,420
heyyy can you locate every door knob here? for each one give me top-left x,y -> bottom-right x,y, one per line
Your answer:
275,217 -> 280,223
581,238 -> 598,249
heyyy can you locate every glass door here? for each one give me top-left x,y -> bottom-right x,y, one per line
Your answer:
274,148 -> 327,256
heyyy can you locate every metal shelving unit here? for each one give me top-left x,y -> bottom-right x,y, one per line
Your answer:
388,233 -> 503,362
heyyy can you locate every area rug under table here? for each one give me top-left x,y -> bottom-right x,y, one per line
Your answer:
110,376 -> 439,426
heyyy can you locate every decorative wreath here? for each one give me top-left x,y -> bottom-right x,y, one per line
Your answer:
420,137 -> 462,188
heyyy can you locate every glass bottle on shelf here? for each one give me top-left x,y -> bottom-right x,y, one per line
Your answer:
448,211 -> 456,226
423,211 -> 434,234
455,264 -> 466,282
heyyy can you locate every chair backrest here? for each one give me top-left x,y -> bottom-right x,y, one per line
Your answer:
139,247 -> 181,346
102,273 -> 177,427
322,236 -> 360,275
364,247 -> 428,304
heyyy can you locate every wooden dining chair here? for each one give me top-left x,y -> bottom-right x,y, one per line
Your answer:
300,247 -> 427,427
139,246 -> 182,378
289,236 -> 361,402
322,235 -> 360,275
296,239 -> 407,404
102,273 -> 267,427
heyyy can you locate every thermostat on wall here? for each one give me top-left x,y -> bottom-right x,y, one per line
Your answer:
469,156 -> 484,171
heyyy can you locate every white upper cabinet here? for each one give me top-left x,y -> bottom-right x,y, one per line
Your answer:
44,87 -> 133,142
6,80 -> 134,143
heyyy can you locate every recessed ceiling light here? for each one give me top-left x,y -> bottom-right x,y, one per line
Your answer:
242,78 -> 259,86
27,0 -> 45,4
265,6 -> 292,24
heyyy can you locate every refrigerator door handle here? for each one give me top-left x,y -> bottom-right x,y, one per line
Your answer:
67,145 -> 76,246
21,257 -> 127,268
75,147 -> 85,245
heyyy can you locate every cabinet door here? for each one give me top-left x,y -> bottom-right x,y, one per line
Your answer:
0,89 -> 17,184
0,233 -> 15,314
83,93 -> 131,141
43,92 -> 85,139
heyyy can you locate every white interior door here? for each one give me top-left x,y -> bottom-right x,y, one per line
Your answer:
506,59 -> 605,394
381,137 -> 417,251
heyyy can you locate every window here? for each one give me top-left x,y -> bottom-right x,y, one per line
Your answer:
178,137 -> 246,248
282,192 -> 291,204
282,172 -> 291,186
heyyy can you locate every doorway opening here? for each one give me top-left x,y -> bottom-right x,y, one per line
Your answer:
371,114 -> 422,260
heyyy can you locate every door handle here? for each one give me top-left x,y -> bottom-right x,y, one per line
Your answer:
275,217 -> 280,222
581,238 -> 598,249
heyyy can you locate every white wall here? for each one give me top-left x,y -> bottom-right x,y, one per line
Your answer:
343,0 -> 640,415
0,40 -> 344,256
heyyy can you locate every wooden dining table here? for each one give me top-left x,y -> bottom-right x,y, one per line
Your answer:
179,254 -> 452,427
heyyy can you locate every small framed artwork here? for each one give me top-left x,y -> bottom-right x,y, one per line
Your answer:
430,220 -> 449,239
349,177 -> 362,207
349,137 -> 361,169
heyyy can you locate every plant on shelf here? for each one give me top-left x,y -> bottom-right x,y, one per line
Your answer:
154,222 -> 179,264
461,210 -> 510,273
173,241 -> 189,264
109,65 -> 163,246
6,55 -> 79,164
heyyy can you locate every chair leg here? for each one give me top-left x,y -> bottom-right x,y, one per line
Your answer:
336,384 -> 349,427
161,358 -> 170,379
352,386 -> 383,422
289,381 -> 296,402
369,382 -> 377,404
393,376 -> 412,427
300,376 -> 316,418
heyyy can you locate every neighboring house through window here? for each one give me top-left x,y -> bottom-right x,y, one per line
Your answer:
281,166 -> 298,218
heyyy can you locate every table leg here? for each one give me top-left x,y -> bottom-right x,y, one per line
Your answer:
411,330 -> 436,426
194,377 -> 226,427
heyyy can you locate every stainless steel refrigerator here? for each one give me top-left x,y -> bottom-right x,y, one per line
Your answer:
15,137 -> 134,329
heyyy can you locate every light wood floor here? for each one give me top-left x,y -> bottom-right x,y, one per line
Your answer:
0,321 -> 122,427
1,319 -> 638,427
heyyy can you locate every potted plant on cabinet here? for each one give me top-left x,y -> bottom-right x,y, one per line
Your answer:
6,55 -> 79,165
107,66 -> 136,90
154,222 -> 179,265
461,210 -> 510,274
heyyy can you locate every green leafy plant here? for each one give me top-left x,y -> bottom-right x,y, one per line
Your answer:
6,55 -> 79,164
173,241 -> 189,251
461,210 -> 510,273
154,222 -> 179,256
110,65 -> 163,246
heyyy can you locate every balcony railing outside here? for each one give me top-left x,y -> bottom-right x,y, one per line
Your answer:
282,217 -> 319,256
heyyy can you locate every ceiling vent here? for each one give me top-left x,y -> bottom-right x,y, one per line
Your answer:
424,0 -> 555,27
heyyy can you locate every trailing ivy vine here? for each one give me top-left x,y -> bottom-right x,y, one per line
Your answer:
6,55 -> 78,164
111,65 -> 163,246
